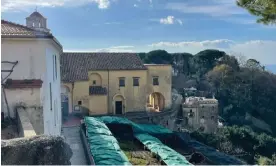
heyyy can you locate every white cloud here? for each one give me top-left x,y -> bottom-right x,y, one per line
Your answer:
64,45 -> 135,53
134,4 -> 138,7
159,16 -> 183,25
1,0 -> 110,12
160,16 -> 174,24
149,39 -> 234,47
149,40 -> 276,64
166,1 -> 245,17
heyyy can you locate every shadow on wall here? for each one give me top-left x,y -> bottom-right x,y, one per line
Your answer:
1,135 -> 73,165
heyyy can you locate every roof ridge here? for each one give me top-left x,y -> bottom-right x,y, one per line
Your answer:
1,19 -> 52,35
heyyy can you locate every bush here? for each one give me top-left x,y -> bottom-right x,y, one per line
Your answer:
191,126 -> 276,164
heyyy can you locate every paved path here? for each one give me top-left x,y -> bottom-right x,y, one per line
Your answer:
61,126 -> 87,165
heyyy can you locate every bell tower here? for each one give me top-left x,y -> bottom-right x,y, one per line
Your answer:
26,9 -> 50,32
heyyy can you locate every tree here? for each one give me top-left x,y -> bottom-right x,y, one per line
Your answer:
237,0 -> 276,25
145,50 -> 173,64
194,49 -> 226,77
172,53 -> 193,75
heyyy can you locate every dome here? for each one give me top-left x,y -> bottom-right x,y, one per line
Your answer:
29,11 -> 45,18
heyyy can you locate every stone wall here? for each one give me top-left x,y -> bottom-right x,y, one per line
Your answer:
16,106 -> 44,136
1,135 -> 72,165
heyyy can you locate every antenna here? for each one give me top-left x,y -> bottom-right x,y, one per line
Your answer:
35,6 -> 37,12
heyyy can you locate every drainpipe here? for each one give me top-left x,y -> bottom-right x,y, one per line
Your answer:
72,82 -> 74,112
107,69 -> 110,114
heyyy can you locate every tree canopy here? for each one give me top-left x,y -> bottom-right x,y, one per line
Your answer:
237,0 -> 276,25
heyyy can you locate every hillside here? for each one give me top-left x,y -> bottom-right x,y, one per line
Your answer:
138,49 -> 276,164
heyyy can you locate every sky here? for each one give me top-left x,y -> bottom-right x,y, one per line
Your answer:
1,0 -> 276,65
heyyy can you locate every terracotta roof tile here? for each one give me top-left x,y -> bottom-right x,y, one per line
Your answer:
61,52 -> 147,82
1,20 -> 52,38
89,86 -> 107,95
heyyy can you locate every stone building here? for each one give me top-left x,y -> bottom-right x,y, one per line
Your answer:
182,97 -> 218,133
60,53 -> 172,117
1,11 -> 63,135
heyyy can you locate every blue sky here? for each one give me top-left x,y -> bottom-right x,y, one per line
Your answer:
1,0 -> 276,65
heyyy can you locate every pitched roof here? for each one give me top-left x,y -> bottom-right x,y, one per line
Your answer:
61,52 -> 147,82
1,20 -> 52,38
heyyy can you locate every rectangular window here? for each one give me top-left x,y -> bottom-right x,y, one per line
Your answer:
93,80 -> 96,85
50,83 -> 52,110
119,77 -> 125,87
153,76 -> 159,86
133,77 -> 139,86
54,55 -> 57,79
78,101 -> 82,105
52,55 -> 55,81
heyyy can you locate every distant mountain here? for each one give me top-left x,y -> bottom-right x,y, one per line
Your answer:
265,65 -> 276,74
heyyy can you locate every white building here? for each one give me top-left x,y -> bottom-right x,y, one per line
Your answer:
1,11 -> 62,135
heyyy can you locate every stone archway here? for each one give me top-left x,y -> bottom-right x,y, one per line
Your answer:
147,92 -> 165,112
113,94 -> 125,115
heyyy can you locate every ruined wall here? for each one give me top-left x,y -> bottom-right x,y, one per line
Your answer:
1,135 -> 72,165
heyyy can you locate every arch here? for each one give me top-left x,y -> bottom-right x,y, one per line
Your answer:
113,94 -> 125,115
147,92 -> 165,112
61,85 -> 70,94
61,85 -> 72,119
89,73 -> 102,86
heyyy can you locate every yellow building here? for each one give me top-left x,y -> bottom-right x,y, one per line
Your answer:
61,52 -> 172,116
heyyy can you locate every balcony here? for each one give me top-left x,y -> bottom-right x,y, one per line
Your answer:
89,86 -> 107,95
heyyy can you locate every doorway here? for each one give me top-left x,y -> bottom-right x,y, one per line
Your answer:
115,101 -> 123,115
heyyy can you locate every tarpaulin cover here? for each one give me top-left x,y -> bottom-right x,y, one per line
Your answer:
188,140 -> 244,165
96,116 -> 173,135
84,117 -> 131,165
135,133 -> 192,166
95,116 -> 192,165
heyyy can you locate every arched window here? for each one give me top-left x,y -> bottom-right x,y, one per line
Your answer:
32,22 -> 35,27
39,22 -> 41,27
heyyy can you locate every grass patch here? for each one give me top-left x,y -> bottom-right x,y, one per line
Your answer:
119,140 -> 162,165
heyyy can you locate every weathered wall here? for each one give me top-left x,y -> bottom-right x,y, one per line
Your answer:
16,108 -> 37,137
2,38 -> 62,136
2,88 -> 41,118
89,95 -> 108,115
63,65 -> 173,115
1,135 -> 72,165
183,102 -> 218,133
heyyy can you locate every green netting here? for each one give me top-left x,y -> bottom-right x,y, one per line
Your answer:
84,117 -> 132,165
96,116 -> 173,135
95,116 -> 192,165
135,133 -> 192,166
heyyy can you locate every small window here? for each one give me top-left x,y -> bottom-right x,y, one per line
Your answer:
133,77 -> 139,86
211,116 -> 215,120
54,55 -> 57,79
153,76 -> 159,86
119,77 -> 125,87
78,101 -> 82,105
93,80 -> 96,85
